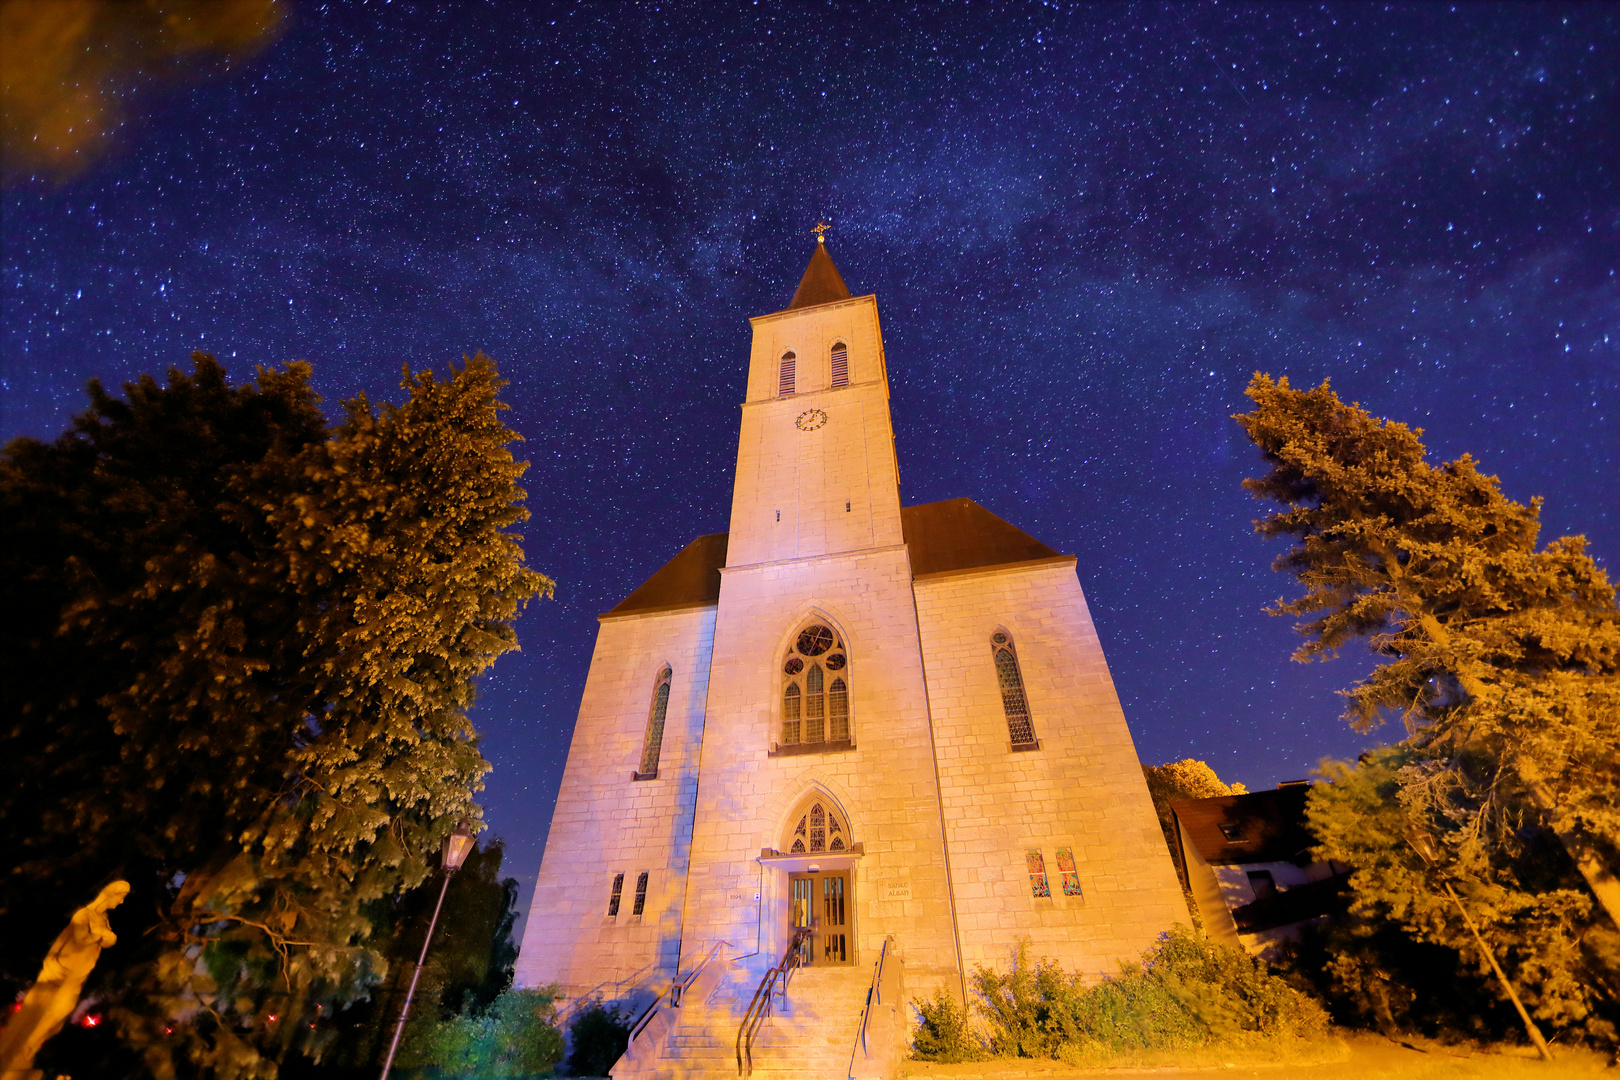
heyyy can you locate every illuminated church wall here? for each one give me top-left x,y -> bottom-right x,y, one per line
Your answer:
514,242 -> 1184,1005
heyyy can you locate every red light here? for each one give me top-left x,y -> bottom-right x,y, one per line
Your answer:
81,1014 -> 101,1028
267,1015 -> 277,1024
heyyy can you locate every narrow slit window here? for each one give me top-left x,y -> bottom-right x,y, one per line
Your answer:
779,351 -> 797,396
830,341 -> 849,387
1055,847 -> 1083,896
828,678 -> 849,741
606,873 -> 624,917
782,684 -> 802,745
637,667 -> 672,777
1026,850 -> 1051,898
992,632 -> 1037,747
804,663 -> 825,743
632,871 -> 650,916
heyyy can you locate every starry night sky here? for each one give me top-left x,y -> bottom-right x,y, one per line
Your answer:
4,2 -> 1617,932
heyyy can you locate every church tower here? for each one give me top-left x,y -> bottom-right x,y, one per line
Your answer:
514,236 -> 1183,1026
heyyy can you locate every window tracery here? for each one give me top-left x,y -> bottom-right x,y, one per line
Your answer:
780,623 -> 849,749
635,667 -> 673,779
992,631 -> 1037,748
788,799 -> 845,854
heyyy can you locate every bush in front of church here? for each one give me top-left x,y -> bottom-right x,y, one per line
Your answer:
565,1001 -> 632,1076
911,987 -> 984,1062
395,986 -> 565,1076
946,927 -> 1331,1061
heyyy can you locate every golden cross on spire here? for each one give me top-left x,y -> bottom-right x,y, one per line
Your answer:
812,221 -> 830,244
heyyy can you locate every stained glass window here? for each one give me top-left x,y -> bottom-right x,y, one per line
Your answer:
1026,851 -> 1051,898
638,667 -> 672,777
607,873 -> 624,917
780,624 -> 848,749
829,812 -> 844,851
782,684 -> 802,745
1056,848 -> 1083,896
810,803 -> 826,852
994,636 -> 1037,747
779,351 -> 796,396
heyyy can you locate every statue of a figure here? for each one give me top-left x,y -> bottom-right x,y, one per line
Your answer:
0,880 -> 130,1076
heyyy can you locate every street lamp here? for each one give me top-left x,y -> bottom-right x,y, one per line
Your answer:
379,820 -> 477,1080
1404,827 -> 1552,1061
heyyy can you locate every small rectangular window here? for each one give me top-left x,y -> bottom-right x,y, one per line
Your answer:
632,871 -> 650,916
1026,850 -> 1050,898
1055,847 -> 1082,897
606,873 -> 624,917
830,346 -> 849,387
1247,870 -> 1277,901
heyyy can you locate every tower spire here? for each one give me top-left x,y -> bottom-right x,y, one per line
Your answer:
788,229 -> 851,310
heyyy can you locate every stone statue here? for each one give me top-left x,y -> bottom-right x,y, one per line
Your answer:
0,880 -> 130,1076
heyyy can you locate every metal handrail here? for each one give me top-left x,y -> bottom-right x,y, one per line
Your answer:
736,928 -> 810,1077
624,940 -> 724,1049
857,935 -> 894,1056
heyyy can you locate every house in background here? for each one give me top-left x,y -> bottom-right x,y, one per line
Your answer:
1170,782 -> 1351,956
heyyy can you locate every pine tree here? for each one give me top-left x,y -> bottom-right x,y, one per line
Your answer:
1236,374 -> 1620,1043
0,351 -> 552,1078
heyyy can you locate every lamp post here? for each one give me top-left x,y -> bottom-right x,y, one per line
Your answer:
1404,828 -> 1552,1061
379,820 -> 477,1080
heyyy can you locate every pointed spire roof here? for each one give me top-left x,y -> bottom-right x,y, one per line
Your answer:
788,240 -> 852,310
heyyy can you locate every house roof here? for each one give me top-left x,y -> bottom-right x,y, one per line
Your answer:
602,498 -> 1068,618
1170,785 -> 1316,866
787,242 -> 852,310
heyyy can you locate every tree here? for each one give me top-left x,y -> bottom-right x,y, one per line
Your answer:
1142,760 -> 1247,915
1236,374 -> 1620,1043
0,351 -> 552,1078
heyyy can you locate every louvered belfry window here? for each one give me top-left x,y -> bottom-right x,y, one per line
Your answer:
781,623 -> 848,748
637,667 -> 673,778
992,631 -> 1037,747
830,341 -> 849,387
779,351 -> 797,396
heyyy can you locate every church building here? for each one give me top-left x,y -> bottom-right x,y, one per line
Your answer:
513,238 -> 1184,1044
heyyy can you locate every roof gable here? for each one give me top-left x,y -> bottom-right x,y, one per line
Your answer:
1171,786 -> 1315,866
901,498 -> 1064,577
603,533 -> 728,617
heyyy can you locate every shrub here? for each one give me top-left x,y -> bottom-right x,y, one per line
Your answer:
566,1000 -> 631,1077
910,987 -> 983,1062
949,927 -> 1331,1061
395,985 -> 565,1077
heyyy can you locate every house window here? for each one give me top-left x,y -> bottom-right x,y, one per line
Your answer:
992,632 -> 1037,748
1218,822 -> 1246,841
789,800 -> 845,854
779,351 -> 797,396
1026,850 -> 1051,898
780,623 -> 849,748
606,873 -> 624,917
830,341 -> 849,387
636,667 -> 673,779
633,871 -> 650,916
1055,847 -> 1083,897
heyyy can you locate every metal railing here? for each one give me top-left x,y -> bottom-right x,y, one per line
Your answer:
857,935 -> 894,1057
735,928 -> 810,1077
624,941 -> 724,1048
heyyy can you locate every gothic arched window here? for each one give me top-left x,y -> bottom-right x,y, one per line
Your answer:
788,798 -> 847,854
779,351 -> 797,396
830,341 -> 849,387
781,623 -> 849,749
992,631 -> 1037,748
635,666 -> 673,779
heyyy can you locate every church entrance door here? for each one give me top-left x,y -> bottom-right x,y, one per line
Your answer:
789,871 -> 851,966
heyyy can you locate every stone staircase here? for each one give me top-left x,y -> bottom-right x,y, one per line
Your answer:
612,959 -> 878,1080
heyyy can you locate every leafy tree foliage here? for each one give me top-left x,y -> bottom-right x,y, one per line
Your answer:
1,352 -> 552,1078
566,1002 -> 631,1077
1143,759 -> 1248,870
1236,374 -> 1620,1045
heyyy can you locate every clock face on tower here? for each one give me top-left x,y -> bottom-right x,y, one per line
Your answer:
794,408 -> 828,432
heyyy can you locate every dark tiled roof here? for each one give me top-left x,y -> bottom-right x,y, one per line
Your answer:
902,498 -> 1065,577
602,533 -> 728,617
788,243 -> 852,309
604,498 -> 1065,617
1170,786 -> 1316,866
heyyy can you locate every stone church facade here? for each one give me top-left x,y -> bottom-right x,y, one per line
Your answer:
513,240 -> 1184,1013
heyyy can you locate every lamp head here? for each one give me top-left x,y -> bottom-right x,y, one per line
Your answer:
442,820 -> 477,873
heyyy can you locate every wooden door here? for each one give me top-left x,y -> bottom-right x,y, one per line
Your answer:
788,871 -> 851,966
